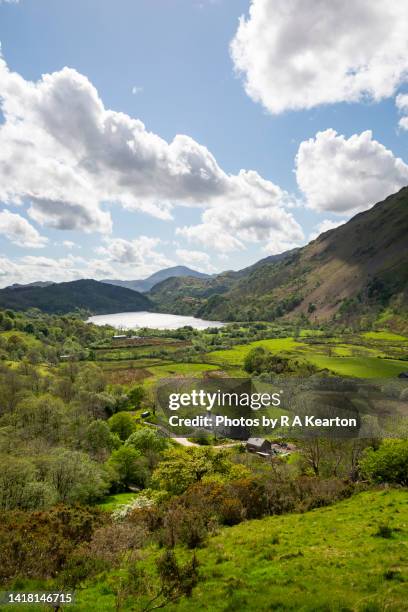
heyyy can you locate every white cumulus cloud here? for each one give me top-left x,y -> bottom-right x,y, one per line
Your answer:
295,129 -> 408,215
0,254 -> 116,287
396,93 -> 408,130
0,53 -> 299,240
0,209 -> 47,247
177,170 -> 304,253
62,240 -> 76,249
230,0 -> 408,114
96,236 -> 173,268
175,248 -> 215,272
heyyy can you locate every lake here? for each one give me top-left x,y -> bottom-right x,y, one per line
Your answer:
87,311 -> 225,330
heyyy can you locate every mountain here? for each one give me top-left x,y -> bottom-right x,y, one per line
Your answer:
102,266 -> 211,293
150,187 -> 408,326
0,279 -> 152,315
6,281 -> 55,290
229,248 -> 299,278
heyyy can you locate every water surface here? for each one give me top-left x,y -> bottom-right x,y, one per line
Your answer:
87,311 -> 224,330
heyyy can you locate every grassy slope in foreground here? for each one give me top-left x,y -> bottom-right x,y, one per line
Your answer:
73,490 -> 408,612
171,490 -> 408,612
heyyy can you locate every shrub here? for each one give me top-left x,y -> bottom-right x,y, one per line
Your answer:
0,505 -> 106,585
374,524 -> 393,539
359,440 -> 408,485
219,498 -> 244,526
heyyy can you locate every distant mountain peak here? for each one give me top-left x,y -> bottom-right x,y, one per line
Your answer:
102,265 -> 211,293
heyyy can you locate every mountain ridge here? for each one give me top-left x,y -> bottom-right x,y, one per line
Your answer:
0,279 -> 152,315
102,265 -> 211,293
149,187 -> 408,327
1,188 -> 407,324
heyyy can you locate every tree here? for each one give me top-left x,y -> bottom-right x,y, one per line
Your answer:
13,394 -> 68,444
108,412 -> 136,441
126,428 -> 169,471
359,440 -> 408,485
128,385 -> 146,408
126,428 -> 168,454
77,363 -> 106,393
46,449 -> 109,504
108,446 -> 148,489
244,346 -> 268,374
0,456 -> 36,510
151,448 -> 233,496
84,420 -> 120,460
0,369 -> 27,414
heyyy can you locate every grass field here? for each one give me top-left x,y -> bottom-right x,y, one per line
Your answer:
70,489 -> 408,611
144,362 -> 221,387
362,331 -> 408,342
170,489 -> 408,612
93,329 -> 408,387
206,334 -> 408,378
206,338 -> 304,366
96,492 -> 139,512
305,354 -> 408,378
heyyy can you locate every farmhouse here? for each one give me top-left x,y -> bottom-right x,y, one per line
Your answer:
246,438 -> 272,454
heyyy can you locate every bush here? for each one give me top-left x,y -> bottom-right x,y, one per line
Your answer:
219,498 -> 244,526
359,440 -> 408,485
0,505 -> 106,585
374,524 -> 394,539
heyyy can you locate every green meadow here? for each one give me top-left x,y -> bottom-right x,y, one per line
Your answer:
171,489 -> 408,612
205,333 -> 408,379
96,492 -> 139,512
70,489 -> 408,612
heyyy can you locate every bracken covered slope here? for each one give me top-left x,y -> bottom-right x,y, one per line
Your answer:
150,187 -> 408,325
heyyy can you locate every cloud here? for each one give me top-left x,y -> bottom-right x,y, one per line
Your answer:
175,248 -> 215,272
230,0 -> 408,114
177,170 -> 304,253
62,240 -> 76,249
0,53 -> 297,237
0,250 -> 173,287
0,254 -> 117,287
295,129 -> 408,215
177,223 -> 244,253
96,236 -> 173,268
396,93 -> 408,130
309,218 -> 346,241
0,209 -> 47,247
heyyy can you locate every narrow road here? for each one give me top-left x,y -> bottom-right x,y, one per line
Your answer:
145,421 -> 239,448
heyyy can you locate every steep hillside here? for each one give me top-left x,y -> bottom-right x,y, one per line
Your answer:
0,279 -> 152,314
170,489 -> 408,612
150,188 -> 408,326
103,266 -> 210,293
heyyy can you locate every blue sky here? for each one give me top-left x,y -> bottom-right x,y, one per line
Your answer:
0,0 -> 408,286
